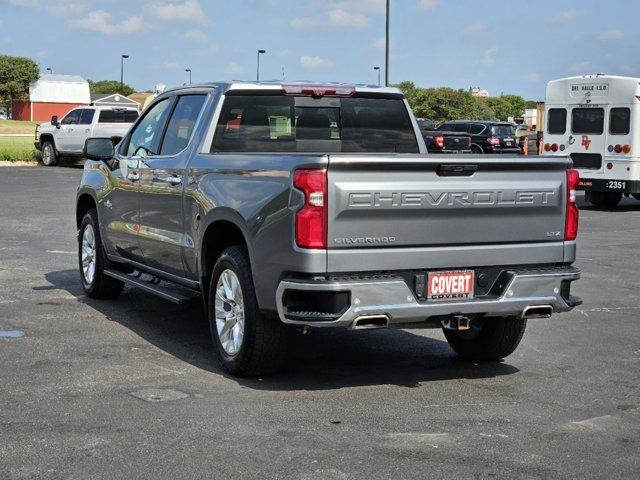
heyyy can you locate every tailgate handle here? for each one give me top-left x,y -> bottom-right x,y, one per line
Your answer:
437,164 -> 478,176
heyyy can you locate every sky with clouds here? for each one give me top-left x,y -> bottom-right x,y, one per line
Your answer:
0,0 -> 637,100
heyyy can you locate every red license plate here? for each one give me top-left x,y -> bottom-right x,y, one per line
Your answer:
427,271 -> 475,301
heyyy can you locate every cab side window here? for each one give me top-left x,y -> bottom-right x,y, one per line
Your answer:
125,98 -> 173,157
61,109 -> 81,125
78,109 -> 95,125
159,95 -> 207,156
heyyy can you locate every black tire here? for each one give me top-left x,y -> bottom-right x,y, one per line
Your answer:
41,140 -> 58,166
208,246 -> 288,377
588,191 -> 622,208
471,144 -> 484,154
78,209 -> 124,299
443,316 -> 527,361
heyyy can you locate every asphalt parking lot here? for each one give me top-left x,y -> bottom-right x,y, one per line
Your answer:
1,166 -> 639,480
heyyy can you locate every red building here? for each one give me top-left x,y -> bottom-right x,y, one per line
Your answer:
11,74 -> 90,122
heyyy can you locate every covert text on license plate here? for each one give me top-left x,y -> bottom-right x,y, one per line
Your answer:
427,270 -> 474,301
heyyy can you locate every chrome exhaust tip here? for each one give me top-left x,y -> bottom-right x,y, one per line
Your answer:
352,315 -> 389,330
522,305 -> 553,319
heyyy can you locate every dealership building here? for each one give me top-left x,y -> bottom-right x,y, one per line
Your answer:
11,74 -> 91,122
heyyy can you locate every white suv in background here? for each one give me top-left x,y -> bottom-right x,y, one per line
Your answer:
36,106 -> 139,166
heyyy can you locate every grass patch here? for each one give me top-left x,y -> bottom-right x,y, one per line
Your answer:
0,136 -> 39,163
0,119 -> 39,135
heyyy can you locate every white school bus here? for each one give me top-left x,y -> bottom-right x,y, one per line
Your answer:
543,74 -> 639,207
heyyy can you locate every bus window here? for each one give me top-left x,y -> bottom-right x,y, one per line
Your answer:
547,108 -> 567,134
572,108 -> 604,134
610,108 -> 630,135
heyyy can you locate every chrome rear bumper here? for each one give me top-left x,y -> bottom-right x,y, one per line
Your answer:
275,266 -> 581,329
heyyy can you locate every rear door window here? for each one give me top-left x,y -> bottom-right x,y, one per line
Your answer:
491,125 -> 516,137
212,94 -> 419,153
572,108 -> 604,134
452,123 -> 468,133
547,108 -> 567,134
78,109 -> 95,125
469,124 -> 485,135
610,107 -> 630,135
159,95 -> 207,156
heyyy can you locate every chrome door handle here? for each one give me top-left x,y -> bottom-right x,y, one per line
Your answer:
127,171 -> 140,182
167,175 -> 182,186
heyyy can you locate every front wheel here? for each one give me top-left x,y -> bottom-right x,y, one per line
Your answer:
41,141 -> 58,166
588,191 -> 622,208
208,246 -> 288,377
443,316 -> 527,361
78,209 -> 124,299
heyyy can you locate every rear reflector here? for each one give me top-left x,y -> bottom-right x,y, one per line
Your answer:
283,84 -> 355,97
565,169 -> 580,241
294,169 -> 327,249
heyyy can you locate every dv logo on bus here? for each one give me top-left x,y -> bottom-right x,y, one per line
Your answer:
582,135 -> 592,150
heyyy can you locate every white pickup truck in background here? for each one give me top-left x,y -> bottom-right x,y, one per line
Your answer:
35,106 -> 139,166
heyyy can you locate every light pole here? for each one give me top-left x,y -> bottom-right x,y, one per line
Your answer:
256,49 -> 266,82
120,54 -> 129,92
385,0 -> 390,86
374,66 -> 381,87
186,68 -> 192,84
46,67 -> 52,74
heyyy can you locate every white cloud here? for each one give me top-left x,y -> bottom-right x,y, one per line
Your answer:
70,10 -> 145,35
2,0 -> 39,6
300,55 -> 335,69
416,0 -> 439,11
373,36 -> 385,51
290,17 -> 320,29
278,49 -> 292,58
305,0 -> 385,14
569,61 -> 595,73
463,22 -> 488,36
328,8 -> 368,28
597,29 -> 623,41
48,1 -> 88,17
225,62 -> 243,75
184,28 -> 207,43
523,73 -> 541,82
479,47 -> 497,67
552,10 -> 581,23
153,60 -> 181,69
147,0 -> 209,24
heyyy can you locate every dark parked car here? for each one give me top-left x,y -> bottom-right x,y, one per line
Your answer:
436,120 -> 520,154
416,119 -> 471,154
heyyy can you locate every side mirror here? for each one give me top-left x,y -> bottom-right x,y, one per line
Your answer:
84,137 -> 115,161
51,115 -> 59,127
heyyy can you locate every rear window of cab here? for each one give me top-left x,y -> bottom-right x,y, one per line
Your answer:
547,108 -> 567,134
572,108 -> 604,134
610,107 -> 630,135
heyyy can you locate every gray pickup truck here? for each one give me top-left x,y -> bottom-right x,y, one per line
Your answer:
76,81 -> 581,376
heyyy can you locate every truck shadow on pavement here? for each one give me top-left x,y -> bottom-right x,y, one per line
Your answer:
43,269 -> 520,390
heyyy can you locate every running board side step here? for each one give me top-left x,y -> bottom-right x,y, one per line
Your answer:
104,269 -> 198,304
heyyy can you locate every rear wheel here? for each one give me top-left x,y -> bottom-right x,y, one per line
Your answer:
588,191 -> 622,208
471,145 -> 484,154
443,316 -> 527,361
78,209 -> 124,299
41,141 -> 58,166
208,246 -> 288,377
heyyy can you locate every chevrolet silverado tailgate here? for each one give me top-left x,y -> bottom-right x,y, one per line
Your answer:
326,155 -> 572,272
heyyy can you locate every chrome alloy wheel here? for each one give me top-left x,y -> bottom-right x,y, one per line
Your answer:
214,269 -> 245,356
42,143 -> 54,165
81,224 -> 97,285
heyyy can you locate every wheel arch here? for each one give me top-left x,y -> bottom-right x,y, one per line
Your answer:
39,133 -> 57,151
199,213 -> 253,298
76,191 -> 98,229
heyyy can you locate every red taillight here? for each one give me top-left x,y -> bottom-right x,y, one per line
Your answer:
434,136 -> 445,149
607,162 -> 613,170
488,137 -> 500,146
294,169 -> 327,249
565,169 -> 580,241
551,143 -> 558,152
614,144 -> 623,153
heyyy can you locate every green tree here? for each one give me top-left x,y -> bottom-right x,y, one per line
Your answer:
0,54 -> 39,117
485,94 -> 526,121
88,79 -> 135,97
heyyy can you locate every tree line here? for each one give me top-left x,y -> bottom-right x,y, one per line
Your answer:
395,81 -> 530,124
